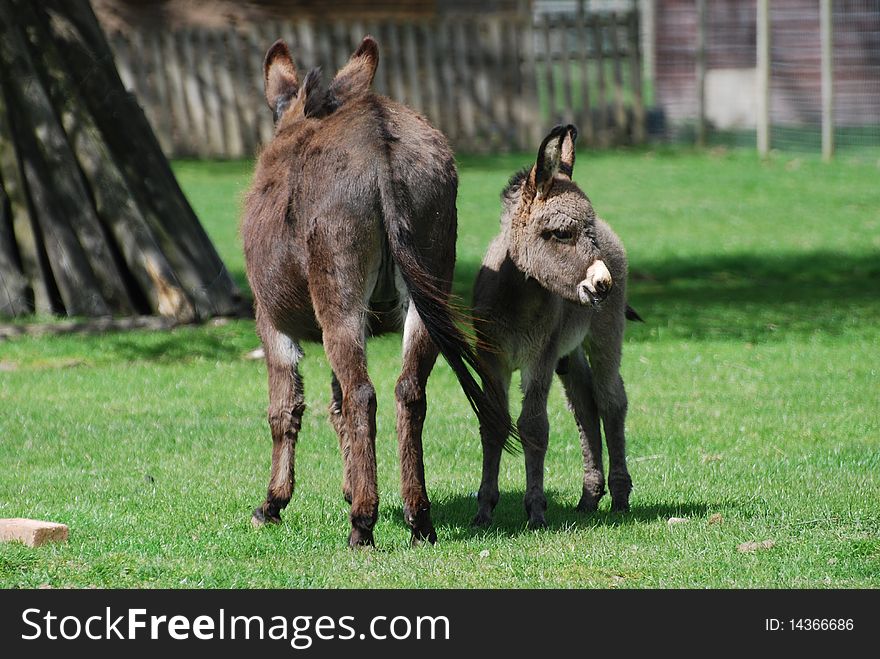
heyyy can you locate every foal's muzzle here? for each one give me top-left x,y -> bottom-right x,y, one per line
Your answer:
577,260 -> 612,308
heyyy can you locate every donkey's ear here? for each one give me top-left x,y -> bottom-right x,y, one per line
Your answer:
264,40 -> 299,117
559,124 -> 578,179
328,36 -> 379,105
530,125 -> 568,199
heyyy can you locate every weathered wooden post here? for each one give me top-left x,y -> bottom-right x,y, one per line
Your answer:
695,0 -> 707,147
756,0 -> 771,157
820,0 -> 834,162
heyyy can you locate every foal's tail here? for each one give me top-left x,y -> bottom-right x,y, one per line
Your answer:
377,175 -> 518,453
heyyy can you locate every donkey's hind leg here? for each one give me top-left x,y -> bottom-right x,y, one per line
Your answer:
329,371 -> 352,504
587,318 -> 632,513
395,302 -> 440,545
558,349 -> 606,512
252,319 -> 305,527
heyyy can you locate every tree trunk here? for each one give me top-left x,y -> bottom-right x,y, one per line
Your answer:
0,0 -> 241,321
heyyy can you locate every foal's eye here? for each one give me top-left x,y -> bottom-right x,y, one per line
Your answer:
550,228 -> 574,242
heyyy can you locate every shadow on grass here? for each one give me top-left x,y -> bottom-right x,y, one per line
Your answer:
426,490 -> 712,541
451,250 -> 880,342
87,328 -> 254,364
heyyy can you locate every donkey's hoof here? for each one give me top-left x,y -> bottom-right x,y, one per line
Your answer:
410,528 -> 437,547
471,512 -> 493,528
348,527 -> 375,549
610,498 -> 630,513
251,506 -> 282,528
527,516 -> 548,530
576,494 -> 600,513
405,507 -> 437,546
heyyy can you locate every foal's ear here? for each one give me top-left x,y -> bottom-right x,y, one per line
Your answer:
329,36 -> 379,104
560,124 -> 578,179
529,125 -> 568,199
264,40 -> 299,118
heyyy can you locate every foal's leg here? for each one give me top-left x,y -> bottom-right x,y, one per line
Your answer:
252,319 -> 305,526
558,349 -> 606,512
587,316 -> 632,513
395,302 -> 440,545
519,361 -> 554,528
473,352 -> 511,528
328,371 -> 352,504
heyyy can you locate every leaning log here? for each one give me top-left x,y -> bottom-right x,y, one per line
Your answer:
0,0 -> 241,321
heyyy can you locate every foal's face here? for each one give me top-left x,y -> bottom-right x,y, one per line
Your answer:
505,125 -> 612,307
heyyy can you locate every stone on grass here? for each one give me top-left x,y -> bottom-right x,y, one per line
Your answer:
0,518 -> 69,547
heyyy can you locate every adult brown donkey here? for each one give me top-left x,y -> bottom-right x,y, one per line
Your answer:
472,125 -> 637,529
242,37 -> 510,547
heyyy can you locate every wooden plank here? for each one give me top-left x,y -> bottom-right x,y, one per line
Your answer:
696,0 -> 707,147
435,19 -> 458,142
147,30 -> 175,155
161,29 -> 195,157
820,0 -> 834,161
559,13 -> 575,124
0,63 -> 52,314
246,23 -> 274,148
576,7 -> 594,145
591,13 -> 609,145
386,22 -> 407,104
608,12 -> 628,142
0,175 -> 31,316
402,21 -> 422,112
197,27 -> 226,156
757,0 -> 770,157
628,10 -> 646,144
520,14 -> 541,149
469,19 -> 492,144
421,21 -> 443,128
489,16 -> 514,149
541,13 -> 558,125
452,18 -> 476,144
213,29 -> 245,158
178,28 -> 210,157
229,27 -> 257,156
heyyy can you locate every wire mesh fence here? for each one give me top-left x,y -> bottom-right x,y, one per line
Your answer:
649,0 -> 880,155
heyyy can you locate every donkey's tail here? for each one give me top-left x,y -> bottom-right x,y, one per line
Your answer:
376,176 -> 517,453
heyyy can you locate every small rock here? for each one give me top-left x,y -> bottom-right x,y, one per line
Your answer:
737,539 -> 775,553
667,517 -> 689,526
0,518 -> 69,548
708,513 -> 723,525
827,557 -> 838,565
479,549 -> 490,559
245,347 -> 265,360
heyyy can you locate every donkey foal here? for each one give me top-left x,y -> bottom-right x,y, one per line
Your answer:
472,125 -> 635,528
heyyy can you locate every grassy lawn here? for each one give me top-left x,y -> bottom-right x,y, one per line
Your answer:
1,148 -> 878,588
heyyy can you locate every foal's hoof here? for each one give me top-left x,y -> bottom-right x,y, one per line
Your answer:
610,498 -> 630,513
348,527 -> 375,549
576,494 -> 600,513
527,516 -> 548,530
471,512 -> 493,528
251,506 -> 282,528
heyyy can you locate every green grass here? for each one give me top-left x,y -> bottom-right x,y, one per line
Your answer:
1,148 -> 878,588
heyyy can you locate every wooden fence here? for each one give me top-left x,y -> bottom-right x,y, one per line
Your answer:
107,11 -> 644,158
